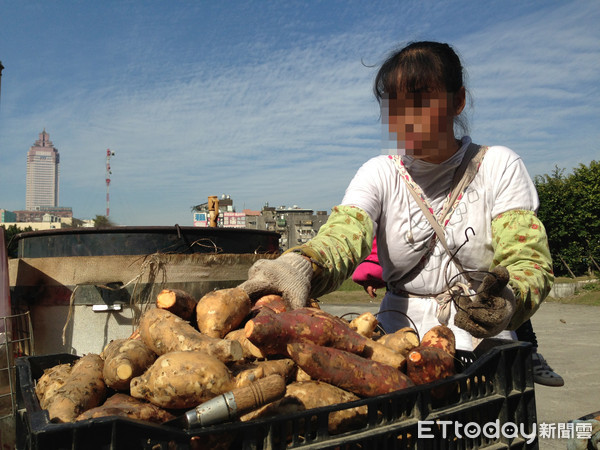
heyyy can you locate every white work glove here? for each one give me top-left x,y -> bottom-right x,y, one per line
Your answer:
238,252 -> 313,310
454,266 -> 516,338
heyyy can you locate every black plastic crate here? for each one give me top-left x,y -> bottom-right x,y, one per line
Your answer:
15,339 -> 537,450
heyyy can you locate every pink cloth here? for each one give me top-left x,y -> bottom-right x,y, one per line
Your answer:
351,238 -> 386,288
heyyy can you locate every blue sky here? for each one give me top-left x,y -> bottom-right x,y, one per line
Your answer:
0,1 -> 598,226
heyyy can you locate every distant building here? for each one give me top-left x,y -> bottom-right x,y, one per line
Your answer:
265,205 -> 329,250
2,209 -> 73,231
0,209 -> 17,223
14,206 -> 73,223
26,130 -> 60,210
192,196 -> 329,250
192,194 -> 246,228
1,221 -> 68,231
242,209 -> 262,229
192,211 -> 246,228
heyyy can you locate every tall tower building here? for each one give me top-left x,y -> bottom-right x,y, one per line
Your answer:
26,129 -> 60,210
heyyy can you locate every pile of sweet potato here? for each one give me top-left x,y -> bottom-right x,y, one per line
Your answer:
34,287 -> 458,436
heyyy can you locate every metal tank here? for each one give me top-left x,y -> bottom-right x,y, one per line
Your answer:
7,226 -> 280,356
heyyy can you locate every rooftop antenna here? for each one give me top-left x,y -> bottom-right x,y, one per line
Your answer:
106,149 -> 115,217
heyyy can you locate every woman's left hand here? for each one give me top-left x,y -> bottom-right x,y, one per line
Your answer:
365,285 -> 378,298
454,266 -> 516,338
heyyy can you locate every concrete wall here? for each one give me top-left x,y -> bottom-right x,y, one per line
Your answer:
549,281 -> 594,298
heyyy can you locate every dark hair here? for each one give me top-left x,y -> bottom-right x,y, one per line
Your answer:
374,41 -> 470,134
374,41 -> 464,102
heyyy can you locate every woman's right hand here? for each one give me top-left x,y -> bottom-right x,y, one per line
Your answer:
238,252 -> 313,310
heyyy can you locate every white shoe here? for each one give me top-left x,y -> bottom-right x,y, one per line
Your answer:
532,352 -> 564,387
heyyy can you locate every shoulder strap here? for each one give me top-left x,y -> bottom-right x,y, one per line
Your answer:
406,187 -> 457,267
439,143 -> 487,224
403,144 -> 488,277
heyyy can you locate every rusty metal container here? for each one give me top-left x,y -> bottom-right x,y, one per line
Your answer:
8,226 -> 279,356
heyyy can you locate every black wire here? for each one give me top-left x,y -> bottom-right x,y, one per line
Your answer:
340,309 -> 421,341
443,226 -> 475,290
375,309 -> 421,341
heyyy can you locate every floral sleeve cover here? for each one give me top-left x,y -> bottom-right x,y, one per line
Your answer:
284,205 -> 374,299
491,209 -> 554,329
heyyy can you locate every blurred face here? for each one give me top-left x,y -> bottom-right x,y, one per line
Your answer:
383,89 -> 464,162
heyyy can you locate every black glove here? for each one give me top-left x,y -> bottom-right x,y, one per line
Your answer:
238,252 -> 313,310
454,266 -> 516,338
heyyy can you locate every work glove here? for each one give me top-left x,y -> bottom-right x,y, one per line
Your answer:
238,252 -> 313,310
453,265 -> 516,338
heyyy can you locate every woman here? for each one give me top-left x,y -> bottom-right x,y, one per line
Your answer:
240,41 -> 554,353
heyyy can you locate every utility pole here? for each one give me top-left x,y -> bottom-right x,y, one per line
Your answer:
106,149 -> 115,217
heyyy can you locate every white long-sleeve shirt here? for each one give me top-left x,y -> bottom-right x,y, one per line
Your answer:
341,136 -> 538,349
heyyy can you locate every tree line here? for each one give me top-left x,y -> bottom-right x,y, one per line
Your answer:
535,160 -> 599,277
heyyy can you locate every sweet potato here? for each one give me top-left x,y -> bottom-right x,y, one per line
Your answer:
156,288 -> 198,322
231,363 -> 265,388
288,381 -> 368,434
241,381 -> 367,434
251,294 -> 288,314
101,339 -> 157,391
224,329 -> 265,360
139,308 -> 243,363
44,354 -> 107,423
196,287 -> 252,338
420,325 -> 456,357
35,363 -> 72,410
376,327 -> 420,356
286,341 -> 414,397
245,307 -> 366,356
362,338 -> 406,370
231,359 -> 296,388
406,346 -> 456,398
128,328 -> 141,340
75,393 -> 175,423
130,350 -> 234,409
349,312 -> 378,338
308,298 -> 321,309
35,364 -> 71,409
295,367 -> 312,382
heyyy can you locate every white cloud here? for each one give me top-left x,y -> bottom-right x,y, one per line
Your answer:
453,1 -> 600,176
1,1 -> 598,225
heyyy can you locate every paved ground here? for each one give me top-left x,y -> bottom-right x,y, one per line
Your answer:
321,302 -> 600,449
530,302 -> 600,449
